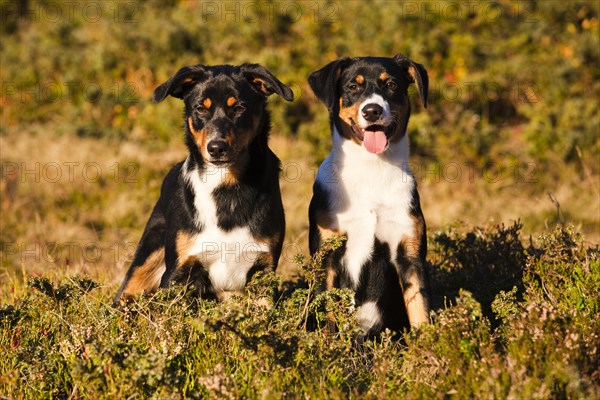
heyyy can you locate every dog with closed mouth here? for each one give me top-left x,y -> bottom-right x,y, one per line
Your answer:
308,54 -> 430,337
114,63 -> 294,305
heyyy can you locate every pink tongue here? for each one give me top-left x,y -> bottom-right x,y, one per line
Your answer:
363,130 -> 387,154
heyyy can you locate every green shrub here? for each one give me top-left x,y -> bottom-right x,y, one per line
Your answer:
1,225 -> 598,398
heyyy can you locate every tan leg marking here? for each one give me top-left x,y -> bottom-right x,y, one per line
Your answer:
325,266 -> 339,335
402,272 -> 430,327
254,251 -> 275,271
402,213 -> 425,256
326,267 -> 337,291
401,214 -> 429,326
318,222 -> 340,334
318,226 -> 339,241
316,213 -> 340,290
176,231 -> 197,269
121,248 -> 166,297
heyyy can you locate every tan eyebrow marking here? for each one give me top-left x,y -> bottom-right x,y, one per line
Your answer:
379,72 -> 390,81
227,97 -> 238,107
355,75 -> 364,84
202,98 -> 212,109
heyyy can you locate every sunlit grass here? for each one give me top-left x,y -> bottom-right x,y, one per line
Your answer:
1,223 -> 598,398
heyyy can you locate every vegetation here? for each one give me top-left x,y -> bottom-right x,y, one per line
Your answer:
1,1 -> 598,164
1,0 -> 599,398
1,224 -> 598,398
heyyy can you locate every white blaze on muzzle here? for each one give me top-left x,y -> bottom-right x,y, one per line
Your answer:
357,94 -> 392,154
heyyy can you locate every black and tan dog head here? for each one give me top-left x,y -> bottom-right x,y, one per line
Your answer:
309,55 -> 427,154
154,64 -> 294,166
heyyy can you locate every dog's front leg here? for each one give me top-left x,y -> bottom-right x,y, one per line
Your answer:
397,249 -> 430,327
159,239 -> 178,289
161,233 -> 215,298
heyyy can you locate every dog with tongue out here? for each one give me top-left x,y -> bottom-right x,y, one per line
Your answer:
307,55 -> 431,339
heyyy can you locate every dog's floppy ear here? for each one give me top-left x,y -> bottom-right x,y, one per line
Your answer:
308,57 -> 351,110
393,54 -> 429,108
153,65 -> 208,103
240,64 -> 294,101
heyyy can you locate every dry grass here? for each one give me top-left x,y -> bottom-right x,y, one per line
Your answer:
1,129 -> 598,287
421,161 -> 600,244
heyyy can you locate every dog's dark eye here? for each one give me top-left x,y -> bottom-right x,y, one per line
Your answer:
233,104 -> 246,114
195,104 -> 208,115
386,80 -> 397,91
348,83 -> 361,92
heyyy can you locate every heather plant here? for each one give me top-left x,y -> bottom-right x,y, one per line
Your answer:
1,224 -> 598,398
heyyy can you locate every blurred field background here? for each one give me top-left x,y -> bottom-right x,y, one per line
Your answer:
1,1 -> 599,398
1,0 -> 598,281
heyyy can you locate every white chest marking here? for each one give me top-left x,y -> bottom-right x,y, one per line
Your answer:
316,127 -> 415,287
182,159 -> 269,291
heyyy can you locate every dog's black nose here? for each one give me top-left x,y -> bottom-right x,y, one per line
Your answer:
207,140 -> 230,158
361,103 -> 384,122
